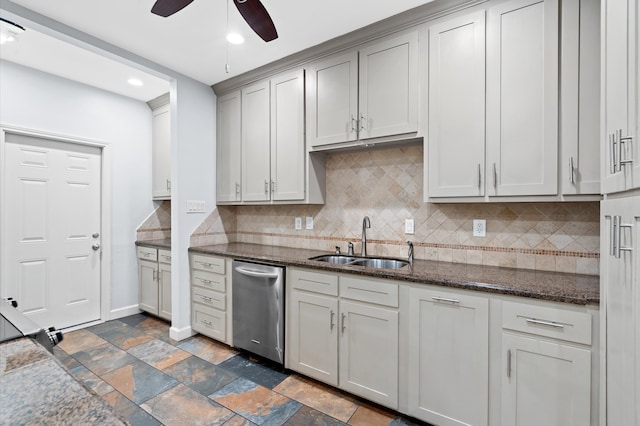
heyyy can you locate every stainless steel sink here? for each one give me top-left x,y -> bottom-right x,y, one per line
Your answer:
310,255 -> 359,264
349,258 -> 409,269
309,254 -> 409,270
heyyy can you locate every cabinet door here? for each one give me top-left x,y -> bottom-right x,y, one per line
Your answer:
560,0 -> 600,195
427,11 -> 485,198
486,0 -> 558,196
288,291 -> 338,386
152,103 -> 171,200
408,288 -> 489,426
359,31 -> 418,140
339,300 -> 398,409
158,262 -> 171,321
217,91 -> 242,203
138,259 -> 158,315
601,197 -> 639,425
242,81 -> 271,201
502,333 -> 591,426
306,52 -> 358,147
601,0 -> 639,193
271,70 -> 305,201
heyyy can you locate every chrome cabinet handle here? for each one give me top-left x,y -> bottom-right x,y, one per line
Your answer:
264,180 -> 269,194
235,182 -> 240,199
618,129 -> 634,168
569,156 -> 575,184
166,179 -> 171,191
271,180 -> 275,194
611,215 -> 633,258
432,296 -> 460,304
330,310 -> 335,330
351,115 -> 357,133
608,215 -> 616,256
477,164 -> 481,189
525,318 -> 564,329
492,163 -> 497,189
201,319 -> 212,327
341,313 -> 346,333
359,114 -> 366,131
507,349 -> 512,378
609,133 -> 618,174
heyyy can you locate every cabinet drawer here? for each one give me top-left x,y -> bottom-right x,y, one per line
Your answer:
158,249 -> 171,264
192,304 -> 226,342
502,301 -> 592,345
340,276 -> 398,307
137,246 -> 158,261
192,287 -> 226,311
192,270 -> 226,293
290,268 -> 338,296
191,254 -> 225,274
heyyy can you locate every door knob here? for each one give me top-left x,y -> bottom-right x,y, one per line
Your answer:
92,233 -> 100,238
92,244 -> 101,251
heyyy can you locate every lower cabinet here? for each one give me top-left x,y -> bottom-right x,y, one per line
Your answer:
501,301 -> 593,426
407,287 -> 489,426
190,253 -> 232,345
137,246 -> 171,321
288,269 -> 399,409
285,266 -> 598,425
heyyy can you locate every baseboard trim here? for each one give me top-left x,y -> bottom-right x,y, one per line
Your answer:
170,325 -> 193,342
110,304 -> 142,320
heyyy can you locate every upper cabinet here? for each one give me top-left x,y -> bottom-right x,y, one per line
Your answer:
149,94 -> 171,200
486,0 -> 559,197
601,0 -> 639,194
306,31 -> 419,150
216,70 -> 322,205
426,0 -> 600,202
427,11 -> 486,198
216,91 -> 242,203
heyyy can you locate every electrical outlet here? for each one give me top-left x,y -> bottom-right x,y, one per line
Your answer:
294,217 -> 302,230
473,219 -> 486,237
405,219 -> 415,234
306,216 -> 314,230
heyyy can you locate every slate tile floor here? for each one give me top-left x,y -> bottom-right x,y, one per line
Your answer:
54,313 -> 427,426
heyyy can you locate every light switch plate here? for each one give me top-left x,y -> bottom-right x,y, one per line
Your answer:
405,219 -> 415,234
295,217 -> 302,230
186,200 -> 205,213
306,216 -> 314,230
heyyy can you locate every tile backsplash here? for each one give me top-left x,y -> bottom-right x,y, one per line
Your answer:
137,200 -> 172,240
192,145 -> 599,275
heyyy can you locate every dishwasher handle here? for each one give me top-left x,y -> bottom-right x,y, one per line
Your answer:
234,266 -> 280,279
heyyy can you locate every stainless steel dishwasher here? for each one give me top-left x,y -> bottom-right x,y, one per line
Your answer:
232,260 -> 285,365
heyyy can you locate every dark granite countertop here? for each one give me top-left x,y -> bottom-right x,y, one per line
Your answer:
136,238 -> 171,249
190,243 -> 599,305
0,338 -> 126,425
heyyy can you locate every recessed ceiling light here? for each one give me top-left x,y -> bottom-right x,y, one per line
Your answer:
226,33 -> 244,45
127,78 -> 144,87
0,17 -> 25,45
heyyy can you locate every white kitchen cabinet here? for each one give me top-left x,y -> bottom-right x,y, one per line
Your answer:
600,197 -> 639,425
601,0 -> 639,194
560,0 -> 601,196
486,0 -> 559,197
151,98 -> 171,200
287,268 -> 399,410
501,300 -> 593,426
407,287 -> 489,426
137,246 -> 171,320
270,70 -> 305,201
427,10 -> 486,198
307,31 -> 418,150
190,253 -> 232,345
216,91 -> 242,203
241,81 -> 271,202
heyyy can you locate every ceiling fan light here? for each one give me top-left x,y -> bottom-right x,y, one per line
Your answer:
226,33 -> 244,45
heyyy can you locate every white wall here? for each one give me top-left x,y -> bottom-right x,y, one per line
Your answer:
0,59 -> 155,313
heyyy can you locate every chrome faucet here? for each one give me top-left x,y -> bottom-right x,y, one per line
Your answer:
347,242 -> 354,256
407,241 -> 414,268
361,216 -> 371,256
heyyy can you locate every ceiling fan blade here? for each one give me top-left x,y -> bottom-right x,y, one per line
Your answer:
151,0 -> 194,17
233,0 -> 278,42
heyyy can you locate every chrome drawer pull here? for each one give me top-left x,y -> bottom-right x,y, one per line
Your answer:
330,310 -> 335,330
525,318 -> 564,329
201,319 -> 212,327
341,313 -> 346,333
507,349 -> 512,378
432,296 -> 460,304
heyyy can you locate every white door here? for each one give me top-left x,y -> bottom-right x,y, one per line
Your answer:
2,131 -> 102,329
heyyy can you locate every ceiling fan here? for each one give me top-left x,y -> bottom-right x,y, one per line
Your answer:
151,0 -> 278,42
